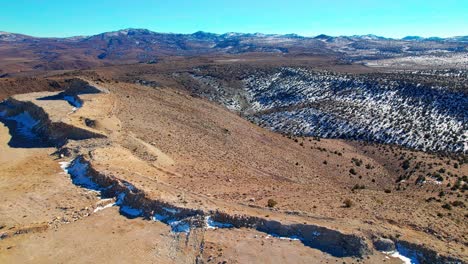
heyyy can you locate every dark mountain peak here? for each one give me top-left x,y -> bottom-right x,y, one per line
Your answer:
191,31 -> 219,40
402,36 -> 424,41
282,33 -> 304,39
425,36 -> 444,41
124,28 -> 154,35
314,34 -> 334,41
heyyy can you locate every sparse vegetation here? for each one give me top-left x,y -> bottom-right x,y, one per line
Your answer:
267,199 -> 278,208
343,199 -> 353,208
351,158 -> 363,167
451,201 -> 464,207
402,159 -> 411,170
442,203 -> 452,210
351,184 -> 366,191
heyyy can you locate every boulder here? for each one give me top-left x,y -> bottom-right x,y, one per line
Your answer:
373,237 -> 396,252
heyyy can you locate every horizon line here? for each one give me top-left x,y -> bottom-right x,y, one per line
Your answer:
1,28 -> 467,40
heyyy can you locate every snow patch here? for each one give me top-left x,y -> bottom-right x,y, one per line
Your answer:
205,216 -> 233,229
169,220 -> 191,233
60,159 -> 101,191
93,202 -> 115,213
266,234 -> 302,241
383,250 -> 417,264
152,214 -> 191,233
162,207 -> 180,214
382,244 -> 422,264
59,161 -> 70,174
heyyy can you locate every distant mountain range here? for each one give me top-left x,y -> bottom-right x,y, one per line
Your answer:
0,28 -> 466,73
1,29 -> 467,42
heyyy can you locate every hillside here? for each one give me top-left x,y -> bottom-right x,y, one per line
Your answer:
180,65 -> 468,153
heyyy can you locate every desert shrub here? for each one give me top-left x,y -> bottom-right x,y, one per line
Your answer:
451,180 -> 461,190
396,175 -> 407,183
402,160 -> 411,170
267,199 -> 277,208
343,199 -> 353,208
415,175 -> 426,184
384,189 -> 392,193
442,203 -> 452,210
349,168 -> 357,175
352,184 -> 366,191
351,158 -> 363,167
433,173 -> 443,182
451,201 -> 464,207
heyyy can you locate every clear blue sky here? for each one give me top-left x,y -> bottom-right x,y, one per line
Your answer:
1,0 -> 467,38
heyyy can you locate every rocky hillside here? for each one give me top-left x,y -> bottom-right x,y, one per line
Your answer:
185,67 -> 468,153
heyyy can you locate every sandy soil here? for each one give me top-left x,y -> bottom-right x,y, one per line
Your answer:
109,81 -> 467,250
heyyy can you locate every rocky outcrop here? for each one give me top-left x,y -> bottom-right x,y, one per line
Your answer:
372,237 -> 396,252
37,78 -> 104,108
0,98 -> 105,147
394,240 -> 465,264
62,154 -> 467,262
63,155 -> 370,258
210,211 -> 370,257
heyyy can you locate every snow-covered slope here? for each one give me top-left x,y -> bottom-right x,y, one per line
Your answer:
187,67 -> 468,153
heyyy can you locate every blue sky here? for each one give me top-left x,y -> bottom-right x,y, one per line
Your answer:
1,0 -> 467,38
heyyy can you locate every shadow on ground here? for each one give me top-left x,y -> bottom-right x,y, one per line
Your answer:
0,119 -> 54,148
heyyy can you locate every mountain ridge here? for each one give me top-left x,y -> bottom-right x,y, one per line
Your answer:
1,28 -> 467,41
0,28 -> 466,74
